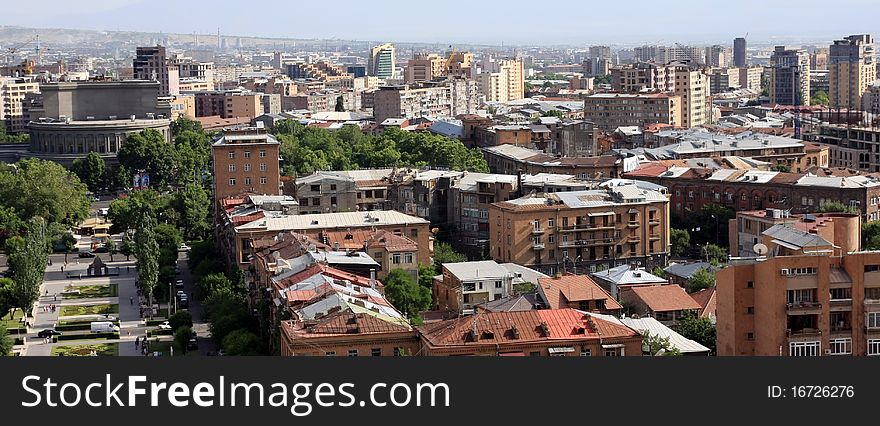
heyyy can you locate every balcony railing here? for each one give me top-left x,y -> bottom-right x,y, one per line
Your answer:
829,299 -> 852,309
557,238 -> 616,248
786,301 -> 821,312
558,223 -> 614,232
649,234 -> 662,240
786,328 -> 821,337
648,219 -> 661,226
531,228 -> 544,235
532,243 -> 545,251
627,221 -> 640,228
864,299 -> 880,305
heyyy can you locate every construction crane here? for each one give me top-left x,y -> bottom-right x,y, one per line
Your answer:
4,34 -> 39,67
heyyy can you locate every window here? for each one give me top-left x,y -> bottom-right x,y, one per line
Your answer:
869,340 -> 880,356
371,348 -> 381,356
392,254 -> 401,264
746,281 -> 753,288
228,164 -> 236,172
260,163 -> 268,171
228,151 -> 235,159
746,332 -> 755,341
404,253 -> 413,264
310,185 -> 320,192
244,163 -> 252,172
330,197 -> 337,206
548,234 -> 555,244
348,349 -> 358,357
604,348 -> 619,356
495,281 -> 502,289
330,184 -> 337,190
580,348 -> 591,357
529,351 -> 541,356
782,267 -> 817,276
228,178 -> 236,186
830,288 -> 852,300
244,151 -> 251,158
746,306 -> 754,315
866,288 -> 880,300
244,177 -> 252,186
789,341 -> 819,357
868,312 -> 880,329
259,150 -> 266,157
325,351 -> 336,356
829,338 -> 852,355
548,218 -> 555,228
532,219 -> 541,231
787,289 -> 815,304
260,177 -> 267,185
393,347 -> 403,356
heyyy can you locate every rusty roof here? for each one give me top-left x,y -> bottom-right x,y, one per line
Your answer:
627,285 -> 701,312
537,275 -> 622,310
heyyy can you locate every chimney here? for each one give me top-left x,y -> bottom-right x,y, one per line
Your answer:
369,269 -> 377,289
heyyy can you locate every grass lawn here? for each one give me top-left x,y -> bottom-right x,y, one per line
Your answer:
62,284 -> 118,299
52,343 -> 119,357
1,309 -> 25,329
59,304 -> 119,317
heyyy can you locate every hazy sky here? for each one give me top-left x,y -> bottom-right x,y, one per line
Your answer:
2,0 -> 879,45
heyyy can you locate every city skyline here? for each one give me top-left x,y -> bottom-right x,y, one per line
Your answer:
2,0 -> 880,46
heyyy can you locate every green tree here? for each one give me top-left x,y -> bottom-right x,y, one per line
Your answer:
513,281 -> 536,295
676,314 -> 716,354
168,310 -> 193,332
383,268 -> 431,320
593,74 -> 612,85
0,206 -> 25,249
542,110 -> 566,119
134,208 -> 160,318
197,273 -> 232,301
651,267 -> 666,278
0,278 -> 14,319
222,329 -> 262,355
811,90 -> 829,106
432,242 -> 466,272
120,236 -> 135,261
334,96 -> 345,112
108,189 -> 175,233
817,201 -> 860,214
0,326 -> 12,356
702,244 -> 728,266
175,183 -> 210,241
670,228 -> 690,257
7,217 -> 48,318
204,289 -> 252,343
677,204 -> 735,247
71,152 -> 107,192
174,326 -> 192,355
687,268 -> 716,293
863,221 -> 880,250
642,331 -> 682,356
417,264 -> 436,289
59,232 -> 77,264
0,126 -> 29,143
106,238 -> 117,262
772,164 -> 791,173
0,158 -> 89,226
118,129 -> 178,189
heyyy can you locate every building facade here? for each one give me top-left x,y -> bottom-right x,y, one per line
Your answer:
0,76 -> 39,133
583,93 -> 682,131
133,46 -> 179,96
828,34 -> 876,110
368,44 -> 396,79
211,127 -> 281,201
769,46 -> 811,106
479,59 -> 524,103
733,37 -> 747,68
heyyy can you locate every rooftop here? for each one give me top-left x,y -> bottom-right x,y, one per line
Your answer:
234,210 -> 428,232
444,260 -> 513,282
626,285 -> 702,313
591,265 -> 667,286
536,275 -> 622,310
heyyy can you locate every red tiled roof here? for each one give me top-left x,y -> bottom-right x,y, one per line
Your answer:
537,275 -> 622,310
417,308 -> 638,347
627,285 -> 701,312
317,229 -> 418,252
283,311 -> 412,338
626,163 -> 668,177
231,211 -> 265,226
690,287 -> 716,319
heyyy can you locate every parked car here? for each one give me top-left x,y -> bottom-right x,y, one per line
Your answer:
92,246 -> 109,253
175,279 -> 184,290
178,243 -> 191,252
90,321 -> 119,333
157,321 -> 171,330
37,329 -> 62,338
78,251 -> 96,258
178,297 -> 189,309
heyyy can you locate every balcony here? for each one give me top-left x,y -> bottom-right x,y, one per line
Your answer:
558,238 -> 616,248
648,219 -> 661,226
531,228 -> 545,235
559,223 -> 615,232
786,301 -> 821,314
829,299 -> 852,311
627,235 -> 641,243
649,234 -> 662,241
786,328 -> 821,338
532,243 -> 545,251
627,221 -> 640,228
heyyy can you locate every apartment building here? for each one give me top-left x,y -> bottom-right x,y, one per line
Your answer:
479,59 -> 524,102
0,76 -> 39,133
294,169 -> 396,213
674,67 -> 711,128
489,181 -> 671,275
405,53 -> 446,83
729,209 -> 861,258
172,55 -> 215,90
709,68 -> 740,94
716,221 -> 880,356
815,124 -> 880,172
372,79 -> 478,123
417,308 -> 642,356
535,275 -> 622,314
583,93 -> 682,131
619,285 -> 701,326
611,62 -> 675,92
733,38 -> 747,68
432,260 -> 541,314
133,46 -> 179,96
705,45 -> 732,68
192,90 -> 277,119
738,66 -> 763,91
211,127 -> 281,201
828,34 -> 876,110
646,128 -> 822,167
483,144 -> 623,180
286,61 -> 353,84
368,43 -> 396,79
769,46 -> 811,106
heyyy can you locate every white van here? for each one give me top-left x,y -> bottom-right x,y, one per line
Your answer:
90,321 -> 120,333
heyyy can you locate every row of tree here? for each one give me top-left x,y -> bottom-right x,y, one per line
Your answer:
271,121 -> 489,176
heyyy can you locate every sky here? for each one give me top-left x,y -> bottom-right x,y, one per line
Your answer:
2,0 -> 879,46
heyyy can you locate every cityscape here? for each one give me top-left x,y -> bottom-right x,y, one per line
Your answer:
3,7 -> 880,359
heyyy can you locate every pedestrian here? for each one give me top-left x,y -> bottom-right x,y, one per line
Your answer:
135,337 -> 139,348
130,296 -> 133,305
61,265 -> 64,272
54,294 -> 57,302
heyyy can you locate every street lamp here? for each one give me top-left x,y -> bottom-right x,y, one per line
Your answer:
711,214 -> 719,246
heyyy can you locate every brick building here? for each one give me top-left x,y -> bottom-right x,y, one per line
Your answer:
211,127 -> 282,202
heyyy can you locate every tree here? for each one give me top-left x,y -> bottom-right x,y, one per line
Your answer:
222,329 -> 262,355
593,74 -> 612,85
513,281 -> 536,295
120,237 -> 135,261
0,326 -> 12,356
0,158 -> 89,227
676,314 -> 716,354
7,217 -> 48,318
134,208 -> 160,319
651,267 -> 666,278
702,244 -> 728,265
59,232 -> 77,264
772,164 -> 791,173
670,228 -> 690,257
642,331 -> 682,356
817,201 -> 860,215
174,326 -> 192,355
106,238 -> 117,262
118,129 -> 178,189
72,152 -> 107,192
863,221 -> 880,250
0,126 -> 29,143
811,90 -> 829,106
417,264 -> 436,289
334,96 -> 346,112
197,273 -> 232,301
687,268 -> 716,293
0,206 -> 25,249
432,242 -> 466,271
0,278 -> 14,320
383,268 -> 431,320
168,310 -> 193,332
676,204 -> 735,247
542,110 -> 566,119
175,183 -> 210,241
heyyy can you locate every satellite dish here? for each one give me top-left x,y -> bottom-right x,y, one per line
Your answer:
753,243 -> 768,256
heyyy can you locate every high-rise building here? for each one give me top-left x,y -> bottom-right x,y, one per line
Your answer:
0,76 -> 39,134
674,67 -> 711,128
811,48 -> 829,71
589,46 -> 612,61
479,59 -> 524,102
828,34 -> 876,110
733,37 -> 747,68
705,45 -> 731,68
368,43 -> 396,79
769,46 -> 811,106
211,127 -> 281,202
611,62 -> 676,92
583,93 -> 682,130
405,53 -> 447,84
709,68 -> 740,94
133,46 -> 179,96
738,66 -> 764,91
